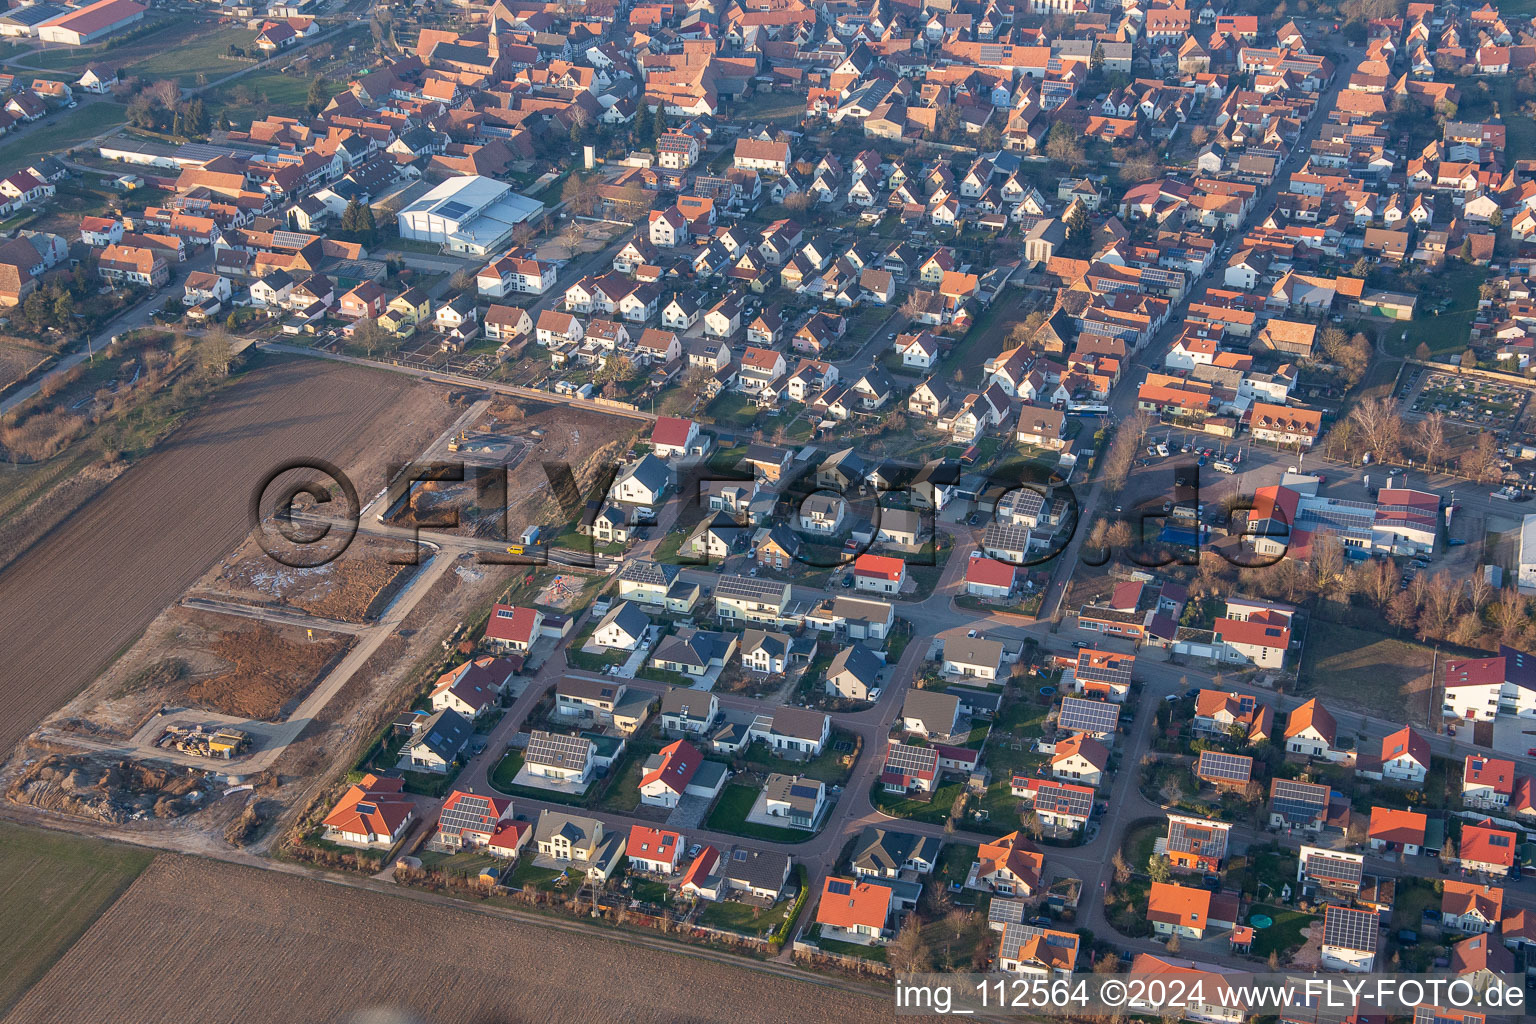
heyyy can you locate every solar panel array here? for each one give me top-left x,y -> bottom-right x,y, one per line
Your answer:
1323,905 -> 1377,953
1077,651 -> 1133,687
439,793 -> 498,836
1058,696 -> 1120,736
1196,750 -> 1254,784
988,897 -> 1029,928
525,730 -> 591,770
827,879 -> 852,896
885,743 -> 939,774
1301,847 -> 1364,889
1270,778 -> 1330,823
1034,781 -> 1094,818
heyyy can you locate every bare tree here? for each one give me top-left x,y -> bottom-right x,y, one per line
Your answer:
888,918 -> 931,974
1413,411 -> 1447,472
1461,432 -> 1501,483
1348,397 -> 1405,463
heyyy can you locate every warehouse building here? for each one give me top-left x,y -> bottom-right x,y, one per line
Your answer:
36,0 -> 145,45
396,175 -> 543,257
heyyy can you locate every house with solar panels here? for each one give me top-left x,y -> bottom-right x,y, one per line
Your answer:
1194,750 -> 1254,789
1161,814 -> 1232,873
759,773 -> 826,829
1009,777 -> 1094,831
1055,695 -> 1121,741
1320,905 -> 1378,972
815,877 -> 892,944
881,741 -> 939,794
1268,778 -> 1332,832
1297,845 -> 1365,902
521,730 -> 598,790
429,790 -> 522,855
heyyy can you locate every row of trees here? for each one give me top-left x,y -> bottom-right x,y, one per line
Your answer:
1326,396 -> 1502,482
125,80 -> 209,138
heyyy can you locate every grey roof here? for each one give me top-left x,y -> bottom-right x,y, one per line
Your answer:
653,628 -> 725,669
902,689 -> 961,733
742,628 -> 792,661
852,826 -> 941,876
617,453 -> 670,496
943,636 -> 1004,669
829,644 -> 882,688
766,706 -> 828,741
409,708 -> 473,760
763,773 -> 823,812
660,688 -> 715,722
982,520 -> 1033,554
533,809 -> 603,853
878,507 -> 925,538
557,676 -> 623,703
720,846 -> 791,892
947,687 -> 1003,713
595,600 -> 650,641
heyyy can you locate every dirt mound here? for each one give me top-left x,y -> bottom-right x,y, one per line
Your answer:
185,625 -> 351,720
7,754 -> 209,823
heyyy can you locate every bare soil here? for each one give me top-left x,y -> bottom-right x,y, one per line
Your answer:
3,855 -> 924,1024
195,532 -> 420,623
47,607 -> 351,737
0,357 -> 458,759
0,339 -> 49,392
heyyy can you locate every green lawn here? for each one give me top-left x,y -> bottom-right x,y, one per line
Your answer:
595,737 -> 662,813
630,877 -> 672,906
490,749 -> 524,790
705,391 -> 761,429
1122,819 -> 1164,872
133,26 -> 260,87
5,104 -> 126,169
504,858 -> 564,890
1391,880 -> 1438,931
211,67 -> 344,122
813,926 -> 889,961
871,778 -> 964,825
0,823 -> 155,1016
1297,619 -> 1437,723
698,893 -> 797,936
704,783 -> 820,842
1388,262 -> 1486,357
1247,904 -> 1317,961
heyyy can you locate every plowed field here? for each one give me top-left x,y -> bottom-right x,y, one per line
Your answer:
4,856 -> 927,1024
0,357 -> 455,757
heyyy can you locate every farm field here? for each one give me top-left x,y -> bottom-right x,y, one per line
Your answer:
0,823 -> 153,1017
0,357 -> 457,759
2,856 -> 918,1024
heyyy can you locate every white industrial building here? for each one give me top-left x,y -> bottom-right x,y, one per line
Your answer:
1518,514 -> 1536,594
396,175 -> 543,256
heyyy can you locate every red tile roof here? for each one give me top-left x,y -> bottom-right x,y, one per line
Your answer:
816,876 -> 891,931
641,739 -> 702,795
1445,656 -> 1505,689
1460,821 -> 1517,869
854,553 -> 905,580
651,416 -> 695,448
965,554 -> 1016,589
484,604 -> 539,645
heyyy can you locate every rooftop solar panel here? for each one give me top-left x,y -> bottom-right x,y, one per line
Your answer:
1301,849 -> 1364,888
1196,750 -> 1254,783
1323,906 -> 1377,953
828,879 -> 851,895
1269,778 -> 1330,823
1058,696 -> 1120,736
